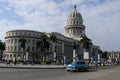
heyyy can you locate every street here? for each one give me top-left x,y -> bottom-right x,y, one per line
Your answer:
0,66 -> 120,80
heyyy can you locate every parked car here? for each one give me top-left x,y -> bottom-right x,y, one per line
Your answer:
66,60 -> 90,72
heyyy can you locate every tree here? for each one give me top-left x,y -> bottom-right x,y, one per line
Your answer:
37,33 -> 50,61
101,51 -> 108,60
80,34 -> 92,52
0,40 -> 5,60
49,32 -> 57,61
80,34 -> 92,60
19,38 -> 27,60
0,40 -> 5,51
98,50 -> 103,54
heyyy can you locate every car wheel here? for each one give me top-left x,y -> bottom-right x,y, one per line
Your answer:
67,70 -> 70,72
74,69 -> 78,72
84,69 -> 88,71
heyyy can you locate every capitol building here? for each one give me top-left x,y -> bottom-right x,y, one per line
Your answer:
3,5 -> 100,63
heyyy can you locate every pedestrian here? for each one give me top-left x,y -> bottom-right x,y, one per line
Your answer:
13,57 -> 16,65
94,61 -> 98,68
6,58 -> 10,65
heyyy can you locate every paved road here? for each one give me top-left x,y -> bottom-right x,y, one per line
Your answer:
0,66 -> 119,80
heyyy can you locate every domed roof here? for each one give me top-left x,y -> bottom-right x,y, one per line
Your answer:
68,5 -> 83,21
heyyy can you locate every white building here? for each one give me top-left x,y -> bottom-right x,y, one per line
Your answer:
3,5 -> 100,63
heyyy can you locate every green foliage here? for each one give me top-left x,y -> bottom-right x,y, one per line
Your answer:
80,34 -> 92,50
30,52 -> 35,57
19,38 -> 27,60
49,32 -> 57,42
101,51 -> 108,59
41,61 -> 51,65
36,33 -> 50,61
0,40 -> 5,51
98,50 -> 103,54
40,33 -> 49,42
73,41 -> 77,49
19,38 -> 27,48
49,32 -> 57,52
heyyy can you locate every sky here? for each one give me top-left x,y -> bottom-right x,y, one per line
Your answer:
0,0 -> 120,51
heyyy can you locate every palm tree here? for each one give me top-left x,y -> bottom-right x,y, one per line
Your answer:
0,40 -> 5,61
80,34 -> 92,60
19,38 -> 27,60
80,34 -> 92,52
37,40 -> 44,61
37,33 -> 50,61
49,32 -> 57,62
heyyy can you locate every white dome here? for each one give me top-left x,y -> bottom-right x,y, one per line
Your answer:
65,5 -> 85,40
67,5 -> 83,23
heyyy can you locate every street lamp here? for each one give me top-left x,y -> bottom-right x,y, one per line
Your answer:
54,46 -> 56,62
63,55 -> 66,66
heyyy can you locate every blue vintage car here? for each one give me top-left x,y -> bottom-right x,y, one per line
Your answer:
66,60 -> 90,72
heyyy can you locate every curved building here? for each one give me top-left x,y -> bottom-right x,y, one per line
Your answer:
4,30 -> 42,60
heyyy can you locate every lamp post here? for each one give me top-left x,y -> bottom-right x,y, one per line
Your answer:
54,46 -> 56,62
64,55 -> 66,66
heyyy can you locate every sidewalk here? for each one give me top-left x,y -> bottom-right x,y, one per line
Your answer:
0,63 -> 65,69
0,63 -> 118,69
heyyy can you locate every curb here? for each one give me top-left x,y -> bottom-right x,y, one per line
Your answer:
0,65 -> 66,69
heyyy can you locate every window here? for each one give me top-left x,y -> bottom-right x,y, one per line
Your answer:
9,40 -> 10,43
33,33 -> 35,36
12,32 -> 14,35
10,54 -> 12,58
28,40 -> 30,44
11,39 -> 13,44
7,54 -> 9,57
29,33 -> 31,35
32,40 -> 35,44
76,14 -> 78,17
8,46 -> 9,51
73,21 -> 75,24
19,47 -> 21,51
11,46 -> 13,51
77,21 -> 78,24
15,39 -> 17,43
14,54 -> 16,57
32,47 -> 34,52
14,46 -> 16,51
24,33 -> 26,35
18,55 -> 20,57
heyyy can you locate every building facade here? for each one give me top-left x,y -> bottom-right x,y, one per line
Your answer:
3,5 -> 100,63
107,51 -> 120,63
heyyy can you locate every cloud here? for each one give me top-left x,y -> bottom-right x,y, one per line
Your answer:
0,0 -> 120,51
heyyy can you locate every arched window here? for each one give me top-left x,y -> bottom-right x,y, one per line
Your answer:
76,14 -> 78,17
73,21 -> 75,24
77,21 -> 78,24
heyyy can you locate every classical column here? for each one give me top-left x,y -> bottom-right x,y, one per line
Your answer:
70,28 -> 72,35
62,42 -> 64,54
